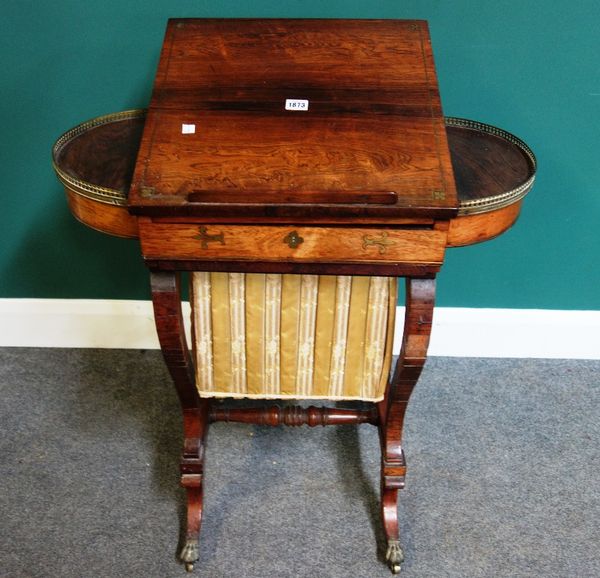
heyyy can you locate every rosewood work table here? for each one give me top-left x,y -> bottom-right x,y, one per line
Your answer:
52,19 -> 536,574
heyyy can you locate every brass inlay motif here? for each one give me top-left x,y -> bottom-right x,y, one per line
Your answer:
362,231 -> 395,254
432,190 -> 445,201
140,186 -> 156,197
283,230 -> 304,249
194,226 -> 225,249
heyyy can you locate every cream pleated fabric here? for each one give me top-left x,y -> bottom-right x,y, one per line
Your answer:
191,273 -> 396,402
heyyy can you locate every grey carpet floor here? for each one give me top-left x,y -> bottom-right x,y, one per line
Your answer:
0,348 -> 598,578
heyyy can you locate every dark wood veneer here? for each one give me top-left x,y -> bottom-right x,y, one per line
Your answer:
56,116 -> 144,193
447,124 -> 533,202
129,19 -> 458,221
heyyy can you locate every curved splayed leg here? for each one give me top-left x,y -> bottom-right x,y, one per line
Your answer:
179,406 -> 208,572
378,277 -> 436,574
150,271 -> 209,572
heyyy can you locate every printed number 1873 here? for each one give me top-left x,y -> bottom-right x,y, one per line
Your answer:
285,99 -> 309,111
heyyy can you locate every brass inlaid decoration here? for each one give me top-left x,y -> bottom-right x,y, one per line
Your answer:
140,186 -> 156,198
283,230 -> 304,249
195,226 -> 225,248
362,231 -> 395,254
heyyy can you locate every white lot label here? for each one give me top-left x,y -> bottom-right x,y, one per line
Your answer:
181,123 -> 196,134
285,99 -> 309,111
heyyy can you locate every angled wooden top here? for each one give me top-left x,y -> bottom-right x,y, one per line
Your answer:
129,18 -> 457,222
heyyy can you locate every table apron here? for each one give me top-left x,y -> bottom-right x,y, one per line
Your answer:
138,222 -> 447,268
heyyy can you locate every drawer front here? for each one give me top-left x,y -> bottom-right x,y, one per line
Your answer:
139,222 -> 446,265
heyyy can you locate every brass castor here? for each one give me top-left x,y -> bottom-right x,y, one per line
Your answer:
386,540 -> 404,574
180,539 -> 199,572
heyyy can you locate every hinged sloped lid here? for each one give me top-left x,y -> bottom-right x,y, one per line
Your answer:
129,19 -> 458,222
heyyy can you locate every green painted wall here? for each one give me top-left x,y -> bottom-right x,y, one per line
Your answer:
1,1 -> 599,309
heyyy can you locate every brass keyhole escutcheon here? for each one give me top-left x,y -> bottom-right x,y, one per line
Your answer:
283,230 -> 304,249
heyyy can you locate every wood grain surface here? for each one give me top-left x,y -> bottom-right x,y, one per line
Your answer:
56,115 -> 144,192
129,19 -> 458,221
139,221 -> 447,265
447,201 -> 522,247
446,124 -> 532,202
65,191 -> 138,238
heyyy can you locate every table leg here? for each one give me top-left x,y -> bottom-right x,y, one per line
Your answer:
378,277 -> 436,574
150,271 -> 209,572
179,407 -> 209,572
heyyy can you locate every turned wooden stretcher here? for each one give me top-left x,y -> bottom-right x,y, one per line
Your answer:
52,19 -> 536,574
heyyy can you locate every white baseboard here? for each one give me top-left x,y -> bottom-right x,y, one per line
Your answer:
0,299 -> 598,359
418,308 -> 599,359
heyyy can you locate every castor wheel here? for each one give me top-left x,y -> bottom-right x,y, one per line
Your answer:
180,539 -> 199,572
386,540 -> 404,574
